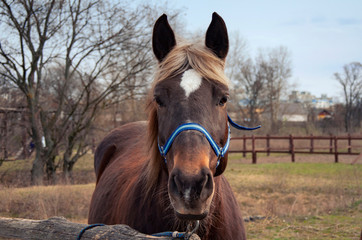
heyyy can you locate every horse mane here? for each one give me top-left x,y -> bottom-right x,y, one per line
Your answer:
143,42 -> 230,197
153,42 -> 230,87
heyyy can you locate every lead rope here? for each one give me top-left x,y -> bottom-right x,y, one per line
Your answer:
77,223 -> 104,240
77,221 -> 200,239
152,220 -> 200,239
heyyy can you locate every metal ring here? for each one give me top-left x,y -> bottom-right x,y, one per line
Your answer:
184,220 -> 200,240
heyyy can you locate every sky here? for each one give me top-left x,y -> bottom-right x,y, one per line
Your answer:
164,0 -> 362,100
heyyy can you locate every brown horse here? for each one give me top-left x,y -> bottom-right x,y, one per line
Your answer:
88,13 -> 247,239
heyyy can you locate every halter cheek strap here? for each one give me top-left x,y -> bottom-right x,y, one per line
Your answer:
158,114 -> 261,168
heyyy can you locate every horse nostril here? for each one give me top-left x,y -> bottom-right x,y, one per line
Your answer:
200,172 -> 213,201
195,173 -> 207,195
201,173 -> 209,189
173,175 -> 183,195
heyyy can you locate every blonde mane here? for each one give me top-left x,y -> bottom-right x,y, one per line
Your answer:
143,43 -> 230,196
153,42 -> 230,88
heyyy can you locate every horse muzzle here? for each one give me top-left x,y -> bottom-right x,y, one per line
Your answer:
168,167 -> 214,220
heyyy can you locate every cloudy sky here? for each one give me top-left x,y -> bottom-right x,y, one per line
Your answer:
166,0 -> 362,100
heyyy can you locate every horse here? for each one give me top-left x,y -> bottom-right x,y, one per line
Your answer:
88,12 -> 250,239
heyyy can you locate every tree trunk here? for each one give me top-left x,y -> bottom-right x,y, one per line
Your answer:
28,96 -> 45,185
62,144 -> 75,184
46,155 -> 58,184
2,111 -> 8,160
63,160 -> 75,184
31,151 -> 44,185
0,217 -> 201,240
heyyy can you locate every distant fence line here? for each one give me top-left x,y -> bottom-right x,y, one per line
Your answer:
229,135 -> 362,164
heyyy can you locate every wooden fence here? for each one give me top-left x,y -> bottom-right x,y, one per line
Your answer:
229,135 -> 362,164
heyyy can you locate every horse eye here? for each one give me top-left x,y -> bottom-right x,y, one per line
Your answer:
218,96 -> 228,106
154,96 -> 164,107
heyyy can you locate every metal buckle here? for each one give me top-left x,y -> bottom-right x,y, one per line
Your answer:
184,220 -> 200,240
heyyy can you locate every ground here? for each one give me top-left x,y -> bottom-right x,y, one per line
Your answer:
0,153 -> 361,239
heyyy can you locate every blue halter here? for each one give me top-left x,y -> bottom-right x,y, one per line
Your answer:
158,114 -> 260,168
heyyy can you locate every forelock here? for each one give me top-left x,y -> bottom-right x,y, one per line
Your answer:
152,43 -> 230,89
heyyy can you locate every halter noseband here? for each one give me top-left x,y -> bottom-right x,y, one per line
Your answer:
158,114 -> 260,168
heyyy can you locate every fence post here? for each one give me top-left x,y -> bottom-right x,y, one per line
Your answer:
252,135 -> 257,164
334,136 -> 338,163
329,134 -> 333,153
348,134 -> 351,154
310,134 -> 314,153
289,134 -> 295,162
242,135 -> 246,158
266,134 -> 270,156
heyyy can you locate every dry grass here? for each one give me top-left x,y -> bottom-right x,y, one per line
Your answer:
0,153 -> 361,239
0,184 -> 94,223
228,164 -> 361,217
225,155 -> 362,239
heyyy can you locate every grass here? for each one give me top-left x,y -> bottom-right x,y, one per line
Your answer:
225,155 -> 362,239
0,152 -> 94,173
0,184 -> 94,223
245,212 -> 361,240
0,153 -> 361,239
0,158 -> 33,172
0,153 -> 96,187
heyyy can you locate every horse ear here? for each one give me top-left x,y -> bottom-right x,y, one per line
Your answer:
205,12 -> 229,60
152,14 -> 176,62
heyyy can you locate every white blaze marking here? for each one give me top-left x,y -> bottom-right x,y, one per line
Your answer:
180,69 -> 202,98
184,187 -> 191,202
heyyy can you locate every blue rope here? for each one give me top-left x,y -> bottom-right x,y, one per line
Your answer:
152,231 -> 185,238
157,114 -> 261,167
158,123 -> 230,159
227,114 -> 261,130
78,224 -> 186,239
77,223 -> 105,240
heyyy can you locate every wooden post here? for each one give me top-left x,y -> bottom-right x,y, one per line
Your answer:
289,134 -> 295,162
0,217 -> 200,240
348,134 -> 351,154
252,135 -> 256,164
334,136 -> 338,163
329,134 -> 333,153
266,134 -> 270,156
310,134 -> 314,153
242,135 -> 246,157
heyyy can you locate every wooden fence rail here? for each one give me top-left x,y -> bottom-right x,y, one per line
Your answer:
229,135 -> 362,164
0,217 -> 200,240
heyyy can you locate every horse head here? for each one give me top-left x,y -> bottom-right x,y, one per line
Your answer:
151,13 -> 230,220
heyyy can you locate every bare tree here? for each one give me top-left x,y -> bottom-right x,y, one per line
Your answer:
227,40 -> 292,131
334,62 -> 362,132
225,34 -> 262,124
226,33 -> 248,81
0,0 -> 176,184
0,0 -> 63,184
258,46 -> 292,132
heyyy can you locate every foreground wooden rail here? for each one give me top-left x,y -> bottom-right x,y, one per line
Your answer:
0,217 -> 200,240
230,135 -> 362,164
